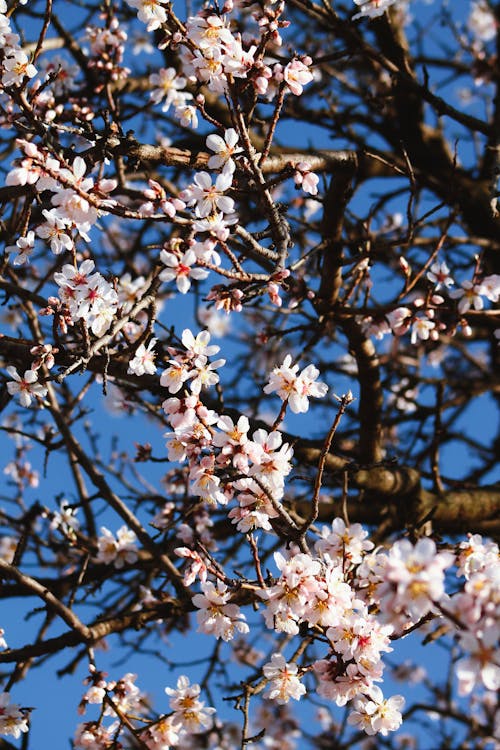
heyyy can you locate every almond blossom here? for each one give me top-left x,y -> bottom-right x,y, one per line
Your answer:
181,168 -> 235,218
263,653 -> 306,704
5,231 -> 36,265
263,354 -> 328,413
2,49 -> 37,88
455,627 -> 500,695
450,280 -> 485,314
159,248 -> 210,294
206,128 -> 242,172
378,537 -> 455,624
127,0 -> 169,31
96,525 -> 138,568
35,209 -> 74,254
427,261 -> 454,290
192,580 -> 249,641
281,57 -> 314,96
128,339 -> 158,376
0,693 -> 29,739
316,518 -> 374,567
6,367 -> 47,407
165,676 -> 216,734
347,686 -> 405,736
149,67 -> 188,112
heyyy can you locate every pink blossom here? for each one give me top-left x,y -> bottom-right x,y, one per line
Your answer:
282,58 -> 314,96
263,653 -> 306,704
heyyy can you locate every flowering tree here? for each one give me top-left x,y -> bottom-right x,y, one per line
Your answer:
0,0 -> 499,747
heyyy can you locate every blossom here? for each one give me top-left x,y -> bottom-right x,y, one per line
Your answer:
410,315 -> 436,344
189,356 -> 225,395
160,248 -> 209,294
74,722 -> 117,749
128,339 -> 157,376
0,693 -> 29,739
262,653 -> 306,704
282,58 -> 313,96
294,162 -> 319,195
175,547 -> 208,586
6,367 -> 47,407
181,328 -> 220,359
50,500 -> 80,538
316,517 -> 374,566
427,261 -> 454,290
263,354 -> 328,413
348,686 -> 405,736
160,360 -> 193,394
479,274 -> 500,302
35,209 -> 74,254
5,231 -> 36,265
192,580 -> 249,641
165,676 -> 216,733
128,0 -> 168,31
206,128 -> 242,171
352,0 -> 398,20
96,526 -> 138,568
2,49 -> 37,88
455,627 -> 500,695
181,168 -> 235,218
468,0 -> 496,42
149,67 -> 188,111
450,280 -> 485,314
378,537 -> 454,623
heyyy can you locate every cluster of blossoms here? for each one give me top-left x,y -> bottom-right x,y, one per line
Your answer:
95,525 -> 139,569
193,580 -> 249,641
131,0 -> 315,103
52,259 -> 119,337
0,1 -> 37,89
85,17 -> 130,83
6,150 -> 116,261
140,676 -> 216,749
264,354 -> 329,413
452,535 -> 500,696
252,521 -> 498,736
362,266 -> 500,345
159,331 -> 328,531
